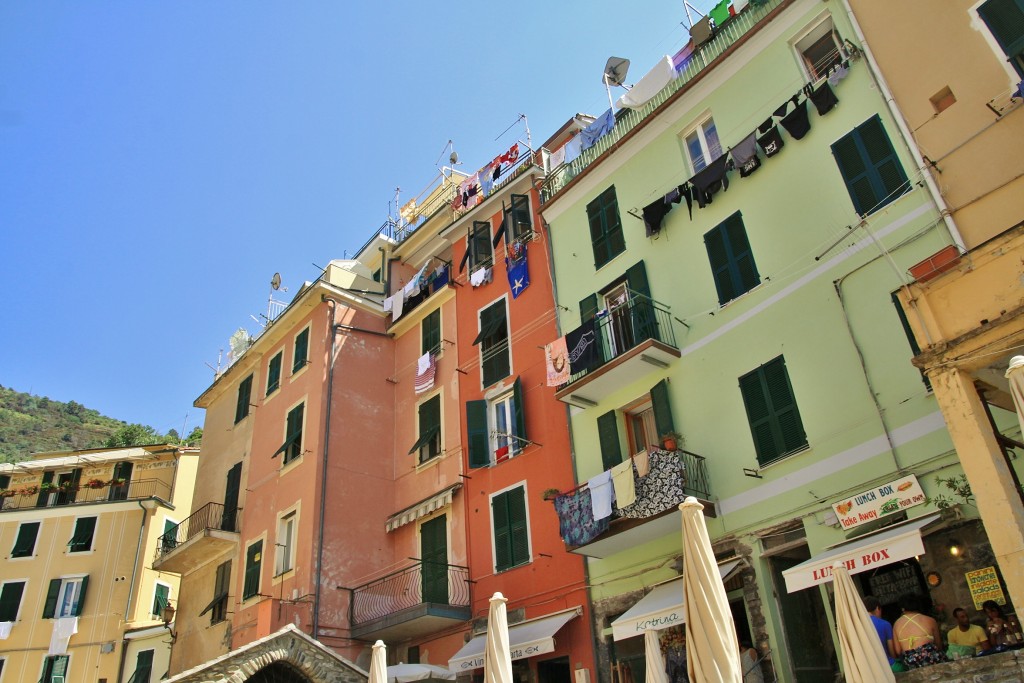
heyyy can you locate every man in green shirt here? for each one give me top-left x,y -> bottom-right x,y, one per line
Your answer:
947,607 -> 988,657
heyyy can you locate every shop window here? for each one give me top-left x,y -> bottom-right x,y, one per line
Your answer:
738,356 -> 807,465
587,187 -> 625,269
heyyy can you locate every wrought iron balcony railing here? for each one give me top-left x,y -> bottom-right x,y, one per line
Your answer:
560,294 -> 677,389
350,560 -> 470,627
0,478 -> 171,513
156,501 -> 240,560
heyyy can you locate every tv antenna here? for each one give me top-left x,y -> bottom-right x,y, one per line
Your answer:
266,272 -> 288,324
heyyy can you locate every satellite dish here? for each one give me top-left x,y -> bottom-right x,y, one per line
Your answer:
450,150 -> 459,165
603,57 -> 630,86
271,273 -> 281,290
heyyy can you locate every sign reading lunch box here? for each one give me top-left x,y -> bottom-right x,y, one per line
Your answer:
831,474 -> 925,530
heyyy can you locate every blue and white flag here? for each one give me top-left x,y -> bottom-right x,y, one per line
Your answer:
506,243 -> 530,299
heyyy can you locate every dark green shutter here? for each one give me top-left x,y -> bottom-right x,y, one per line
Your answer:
222,463 -> 241,532
588,187 -> 625,269
739,357 -> 807,465
725,214 -> 760,294
466,400 -> 490,468
832,116 -> 909,215
480,303 -> 510,386
831,133 -> 875,215
763,357 -> 807,454
492,492 -> 512,570
267,353 -> 282,394
705,213 -> 759,305
420,516 -> 449,604
470,222 -> 492,268
650,380 -> 675,441
412,396 -> 441,461
580,294 -> 599,324
508,487 -> 529,566
244,541 -> 262,599
12,521 -> 40,557
283,404 -> 304,463
597,411 -> 622,470
0,581 -> 25,621
626,260 -> 657,343
70,517 -> 97,552
153,583 -> 170,617
73,576 -> 89,616
705,225 -> 735,305
134,649 -> 155,683
512,377 -> 526,450
978,0 -> 1024,76
37,471 -> 54,507
293,328 -> 310,372
235,374 -> 253,424
43,578 -> 61,618
509,194 -> 532,241
422,309 -> 441,355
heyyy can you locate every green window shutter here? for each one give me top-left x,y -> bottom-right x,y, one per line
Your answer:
42,578 -> 62,618
422,309 -> 441,355
763,357 -> 807,455
588,187 -> 625,269
512,376 -> 527,450
135,649 -> 155,683
579,294 -> 599,324
704,224 -> 735,305
12,521 -> 40,558
597,410 -> 622,470
739,357 -> 807,465
37,471 -> 54,507
470,221 -> 493,268
244,541 -> 262,599
0,581 -> 25,621
293,328 -> 310,372
650,379 -> 675,441
625,260 -> 652,300
73,575 -> 89,616
412,396 -> 441,461
978,0 -> 1024,75
420,516 -> 449,604
283,403 -> 305,463
509,194 -> 533,241
739,367 -> 779,464
507,487 -> 529,566
235,374 -> 253,424
832,116 -> 909,215
626,260 -> 658,343
705,213 -> 759,305
153,584 -> 170,617
492,492 -> 512,571
267,353 -> 282,395
69,517 -> 97,552
467,400 -> 490,468
222,463 -> 241,532
481,303 -> 510,387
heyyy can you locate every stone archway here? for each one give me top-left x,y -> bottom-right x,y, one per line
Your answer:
245,660 -> 313,683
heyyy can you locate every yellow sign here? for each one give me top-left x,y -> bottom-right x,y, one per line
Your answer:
966,566 -> 1005,610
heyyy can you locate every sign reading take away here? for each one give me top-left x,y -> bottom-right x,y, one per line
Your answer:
831,474 -> 925,530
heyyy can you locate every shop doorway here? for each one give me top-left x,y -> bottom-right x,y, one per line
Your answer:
857,560 -> 928,624
537,656 -> 571,683
769,554 -> 838,682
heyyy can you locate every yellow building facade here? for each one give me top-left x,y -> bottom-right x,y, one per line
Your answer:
0,445 -> 198,683
847,0 -> 1024,608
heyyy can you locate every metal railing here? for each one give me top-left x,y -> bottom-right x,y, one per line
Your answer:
676,449 -> 711,500
541,0 -> 786,201
560,295 -> 677,389
350,561 -> 470,627
0,478 -> 171,513
156,501 -> 239,560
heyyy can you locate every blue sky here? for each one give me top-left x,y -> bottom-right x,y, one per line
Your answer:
0,1 -> 705,436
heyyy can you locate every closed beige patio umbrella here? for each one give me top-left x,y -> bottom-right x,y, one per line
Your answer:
831,563 -> 894,683
645,629 -> 670,683
484,592 -> 513,683
370,641 -> 389,683
680,497 -> 742,683
1007,356 -> 1024,437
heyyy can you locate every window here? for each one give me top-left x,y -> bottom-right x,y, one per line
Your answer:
198,560 -> 232,624
977,0 -> 1024,77
274,402 -> 305,464
409,395 -> 442,464
38,469 -> 82,507
831,115 -> 910,216
11,521 -> 40,558
475,300 -> 510,387
161,518 -> 179,553
40,655 -> 69,683
68,517 -> 97,553
794,18 -> 845,80
152,582 -> 170,618
0,474 -> 9,491
468,221 -> 494,271
739,356 -> 807,465
467,378 -> 526,468
235,374 -> 253,424
587,186 -> 625,269
684,117 -> 723,172
293,328 -> 310,373
422,309 -> 441,356
504,194 -> 533,243
275,511 -> 296,575
266,351 -> 283,395
491,486 -> 529,572
598,380 -> 675,469
133,649 -> 154,683
704,212 -> 760,305
243,540 -> 262,600
0,581 -> 25,621
43,576 -> 88,618
108,461 -> 132,501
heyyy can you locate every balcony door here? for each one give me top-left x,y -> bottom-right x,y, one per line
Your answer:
420,515 -> 448,605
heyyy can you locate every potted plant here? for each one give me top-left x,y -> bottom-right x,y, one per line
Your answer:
0,489 -> 15,498
660,431 -> 682,451
541,488 -> 562,502
108,478 -> 127,487
20,485 -> 39,496
39,482 -> 59,493
86,478 -> 106,489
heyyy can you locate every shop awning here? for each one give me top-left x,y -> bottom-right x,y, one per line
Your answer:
610,559 -> 742,641
385,483 -> 461,532
448,607 -> 580,672
782,514 -> 940,593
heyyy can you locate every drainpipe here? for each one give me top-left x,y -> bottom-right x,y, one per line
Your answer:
126,500 -> 154,621
116,635 -> 130,683
312,296 -> 339,640
839,0 -> 967,253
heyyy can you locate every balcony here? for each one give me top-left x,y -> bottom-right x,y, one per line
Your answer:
556,296 -> 680,407
153,502 -> 240,574
350,561 -> 471,640
541,0 -> 787,202
0,478 -> 171,513
559,449 -> 713,559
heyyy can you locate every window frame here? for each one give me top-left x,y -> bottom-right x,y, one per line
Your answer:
152,580 -> 171,619
490,483 -> 531,573
235,373 -> 254,424
682,114 -> 723,173
505,193 -> 534,243
45,575 -> 88,618
275,509 -> 298,576
738,355 -> 808,466
477,298 -> 511,388
422,308 -> 442,356
11,520 -> 41,558
974,0 -> 1024,79
292,325 -> 311,374
266,351 -> 284,396
792,15 -> 846,80
411,393 -> 443,464
586,186 -> 626,270
468,220 -> 494,272
281,401 -> 306,465
467,376 -> 527,468
39,655 -> 70,683
242,538 -> 264,601
0,579 -> 26,622
68,516 -> 97,553
198,559 -> 232,624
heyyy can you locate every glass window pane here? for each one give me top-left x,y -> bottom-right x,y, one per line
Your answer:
703,120 -> 723,162
686,132 -> 706,171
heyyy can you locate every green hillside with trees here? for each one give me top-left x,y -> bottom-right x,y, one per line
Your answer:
0,385 -> 201,463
